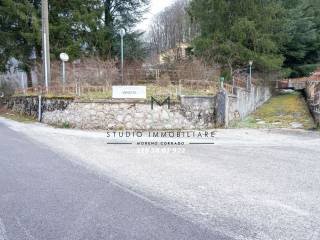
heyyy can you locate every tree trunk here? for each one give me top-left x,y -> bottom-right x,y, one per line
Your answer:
26,70 -> 33,88
228,60 -> 233,80
105,0 -> 113,29
104,0 -> 113,56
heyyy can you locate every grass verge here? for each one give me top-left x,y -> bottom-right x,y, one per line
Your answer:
0,105 -> 36,123
231,91 -> 316,130
13,84 -> 216,101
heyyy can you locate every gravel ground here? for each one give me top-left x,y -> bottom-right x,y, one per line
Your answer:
2,117 -> 320,240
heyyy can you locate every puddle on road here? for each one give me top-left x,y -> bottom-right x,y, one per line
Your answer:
233,91 -> 316,130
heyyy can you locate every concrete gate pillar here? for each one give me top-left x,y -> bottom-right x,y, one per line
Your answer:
215,89 -> 229,128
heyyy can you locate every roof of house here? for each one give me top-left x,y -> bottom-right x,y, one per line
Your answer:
312,68 -> 320,76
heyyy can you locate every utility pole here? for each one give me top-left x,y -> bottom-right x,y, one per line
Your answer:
120,29 -> 126,84
42,0 -> 51,93
249,60 -> 253,91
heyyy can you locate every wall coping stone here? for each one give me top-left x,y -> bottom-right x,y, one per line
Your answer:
11,96 -> 75,100
75,99 -> 180,104
180,95 -> 215,99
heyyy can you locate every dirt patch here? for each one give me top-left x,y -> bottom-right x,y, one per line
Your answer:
0,104 -> 36,123
0,104 -> 9,114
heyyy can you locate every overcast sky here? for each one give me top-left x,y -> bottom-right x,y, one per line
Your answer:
136,0 -> 176,32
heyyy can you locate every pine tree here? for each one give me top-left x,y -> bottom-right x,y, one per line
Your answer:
48,0 -> 104,59
188,0 -> 286,76
282,0 -> 320,77
101,0 -> 149,58
0,0 -> 150,82
0,0 -> 41,86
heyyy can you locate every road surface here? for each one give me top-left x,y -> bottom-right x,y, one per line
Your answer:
0,120 -> 228,240
1,117 -> 320,240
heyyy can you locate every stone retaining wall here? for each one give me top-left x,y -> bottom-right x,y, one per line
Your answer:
7,96 -> 73,118
42,96 -> 215,130
305,82 -> 320,126
313,111 -> 320,127
7,85 -> 271,129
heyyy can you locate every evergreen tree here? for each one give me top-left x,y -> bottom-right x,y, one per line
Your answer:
101,0 -> 149,57
0,0 -> 41,86
48,0 -> 104,59
188,0 -> 286,77
0,0 -> 149,87
188,0 -> 320,77
282,0 -> 320,77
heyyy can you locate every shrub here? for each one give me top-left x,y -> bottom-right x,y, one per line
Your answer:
0,80 -> 15,97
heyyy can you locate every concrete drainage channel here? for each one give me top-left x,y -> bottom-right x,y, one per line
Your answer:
232,90 -> 317,130
284,79 -> 320,127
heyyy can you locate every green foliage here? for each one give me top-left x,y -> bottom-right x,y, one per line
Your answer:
48,0 -> 104,59
188,0 -> 320,77
189,0 -> 286,73
282,0 -> 320,77
48,0 -> 149,60
289,63 -> 320,78
0,0 -> 149,79
123,32 -> 147,61
232,92 -> 315,129
62,122 -> 71,128
0,0 -> 41,75
0,80 -> 15,97
98,0 -> 149,58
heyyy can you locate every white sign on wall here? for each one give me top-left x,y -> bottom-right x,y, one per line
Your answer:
112,86 -> 147,99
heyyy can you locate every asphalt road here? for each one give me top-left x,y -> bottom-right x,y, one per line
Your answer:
1,117 -> 320,240
0,121 -> 229,240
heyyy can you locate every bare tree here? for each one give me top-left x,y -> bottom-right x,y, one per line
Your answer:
148,0 -> 199,55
